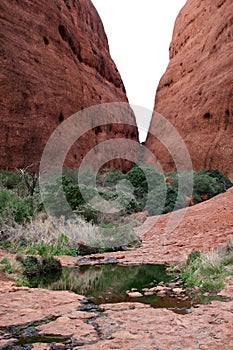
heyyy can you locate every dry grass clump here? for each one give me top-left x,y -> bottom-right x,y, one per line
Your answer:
1,214 -> 139,255
0,256 -> 23,276
181,238 -> 233,291
197,249 -> 224,275
2,215 -> 102,246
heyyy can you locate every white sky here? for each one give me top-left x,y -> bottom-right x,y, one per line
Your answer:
91,0 -> 187,140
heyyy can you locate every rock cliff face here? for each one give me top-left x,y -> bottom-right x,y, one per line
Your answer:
0,0 -> 139,172
145,0 -> 233,179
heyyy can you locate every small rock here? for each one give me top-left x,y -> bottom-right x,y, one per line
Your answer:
151,286 -> 171,293
116,254 -> 125,259
126,291 -> 143,298
56,316 -> 71,324
193,286 -> 200,291
51,344 -> 66,350
32,343 -> 50,349
199,345 -> 210,350
131,288 -> 138,292
172,288 -> 185,294
144,291 -> 155,296
182,296 -> 189,301
90,254 -> 105,260
158,281 -> 165,286
152,285 -> 164,292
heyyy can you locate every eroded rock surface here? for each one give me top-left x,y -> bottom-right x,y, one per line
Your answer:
0,276 -> 232,349
1,189 -> 232,348
145,0 -> 233,179
0,0 -> 139,172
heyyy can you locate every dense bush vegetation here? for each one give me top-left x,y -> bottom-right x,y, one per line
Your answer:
0,170 -> 42,225
0,166 -> 232,256
0,166 -> 232,224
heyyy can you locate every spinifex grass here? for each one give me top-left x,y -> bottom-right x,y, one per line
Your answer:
176,237 -> 233,292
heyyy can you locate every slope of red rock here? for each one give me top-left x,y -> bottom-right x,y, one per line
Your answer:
145,0 -> 233,179
57,187 -> 233,266
0,0 -> 139,172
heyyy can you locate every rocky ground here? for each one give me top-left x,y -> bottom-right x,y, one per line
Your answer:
0,188 -> 233,349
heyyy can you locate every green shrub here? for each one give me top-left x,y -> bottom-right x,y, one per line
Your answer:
12,197 -> 34,223
145,186 -> 166,216
163,185 -> 186,213
145,184 -> 186,216
1,166 -> 231,234
76,203 -> 99,223
77,165 -> 97,186
198,169 -> 232,192
192,169 -> 232,203
22,256 -> 41,276
44,175 -> 100,217
62,167 -> 79,183
126,164 -> 165,199
125,165 -> 146,197
0,257 -> 13,274
117,191 -> 140,215
0,188 -> 34,224
193,172 -> 218,201
21,256 -> 62,276
99,189 -> 139,215
104,169 -> 125,187
43,176 -> 80,216
40,257 -> 62,274
0,170 -> 21,189
62,177 -> 85,209
0,188 -> 11,212
187,251 -> 202,265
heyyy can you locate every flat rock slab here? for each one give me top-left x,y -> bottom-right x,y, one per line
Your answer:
0,276 -> 232,349
0,283 -> 85,327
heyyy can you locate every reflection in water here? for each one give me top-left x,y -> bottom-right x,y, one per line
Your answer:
28,264 -> 192,311
28,263 -> 230,313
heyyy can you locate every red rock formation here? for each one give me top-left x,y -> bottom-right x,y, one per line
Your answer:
0,0 -> 139,172
145,0 -> 233,179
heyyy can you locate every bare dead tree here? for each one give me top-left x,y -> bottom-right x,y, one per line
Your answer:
19,163 -> 39,197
